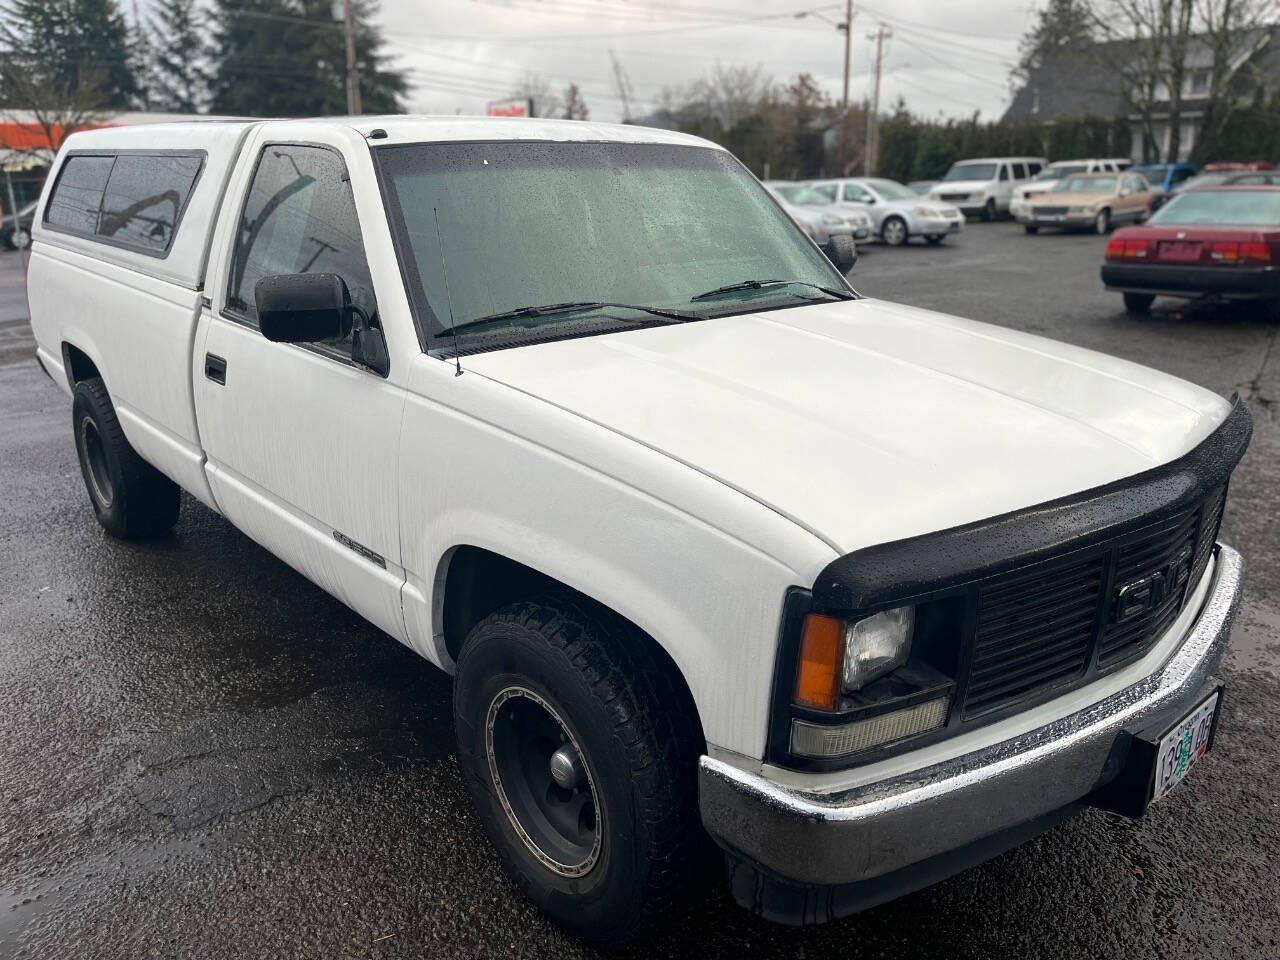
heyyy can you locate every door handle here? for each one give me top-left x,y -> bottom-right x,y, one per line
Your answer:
205,353 -> 227,385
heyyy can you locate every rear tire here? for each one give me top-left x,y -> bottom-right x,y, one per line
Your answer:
1123,292 -> 1155,315
72,377 -> 180,538
453,596 -> 705,946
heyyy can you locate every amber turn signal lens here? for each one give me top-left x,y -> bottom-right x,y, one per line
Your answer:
794,613 -> 843,711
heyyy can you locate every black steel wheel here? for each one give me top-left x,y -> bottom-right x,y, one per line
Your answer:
486,684 -> 602,877
72,377 -> 180,538
454,596 -> 705,945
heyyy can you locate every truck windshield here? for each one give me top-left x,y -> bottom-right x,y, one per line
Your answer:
374,140 -> 849,353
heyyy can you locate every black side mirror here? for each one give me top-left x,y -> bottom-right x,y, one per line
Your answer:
255,273 -> 353,344
829,234 -> 857,274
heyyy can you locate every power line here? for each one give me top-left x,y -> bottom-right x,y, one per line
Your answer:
893,34 -> 1009,91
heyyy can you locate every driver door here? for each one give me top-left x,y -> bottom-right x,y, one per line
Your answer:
194,136 -> 409,643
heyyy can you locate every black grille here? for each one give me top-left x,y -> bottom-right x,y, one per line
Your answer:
940,192 -> 969,202
1034,205 -> 1070,216
961,488 -> 1225,719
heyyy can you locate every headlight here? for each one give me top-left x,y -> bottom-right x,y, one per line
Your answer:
912,205 -> 942,218
842,606 -> 915,691
821,212 -> 843,226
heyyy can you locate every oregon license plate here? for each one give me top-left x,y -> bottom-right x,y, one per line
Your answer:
1152,693 -> 1218,803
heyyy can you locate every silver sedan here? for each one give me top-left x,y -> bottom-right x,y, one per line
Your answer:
808,177 -> 964,246
763,182 -> 873,244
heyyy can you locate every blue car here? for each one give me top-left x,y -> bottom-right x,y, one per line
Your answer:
1132,162 -> 1197,192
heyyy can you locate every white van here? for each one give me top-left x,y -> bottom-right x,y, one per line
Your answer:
27,117 -> 1247,945
928,156 -> 1048,220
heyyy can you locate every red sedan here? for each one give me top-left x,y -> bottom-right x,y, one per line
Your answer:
1103,185 -> 1280,313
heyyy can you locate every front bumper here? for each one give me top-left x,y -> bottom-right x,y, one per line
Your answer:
1026,212 -> 1097,228
912,215 -> 964,235
1102,262 -> 1280,300
699,543 -> 1243,920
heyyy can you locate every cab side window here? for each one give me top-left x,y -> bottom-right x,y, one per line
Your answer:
226,144 -> 376,356
998,164 -> 1010,181
1012,163 -> 1027,180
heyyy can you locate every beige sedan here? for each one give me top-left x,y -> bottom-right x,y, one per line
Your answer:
1023,172 -> 1154,234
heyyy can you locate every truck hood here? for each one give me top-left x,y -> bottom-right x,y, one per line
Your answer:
464,298 -> 1231,555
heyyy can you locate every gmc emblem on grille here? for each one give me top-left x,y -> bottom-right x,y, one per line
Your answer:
1114,544 -> 1194,622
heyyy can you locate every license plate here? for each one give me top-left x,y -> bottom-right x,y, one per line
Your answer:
1159,240 -> 1202,262
1152,693 -> 1218,803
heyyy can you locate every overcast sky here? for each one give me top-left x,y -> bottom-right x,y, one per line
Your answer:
137,0 -> 1035,121
372,0 -> 1035,121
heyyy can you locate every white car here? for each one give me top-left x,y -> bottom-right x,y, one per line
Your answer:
28,117 -> 1247,945
808,177 -> 965,245
1011,158 -> 1132,221
929,156 -> 1047,220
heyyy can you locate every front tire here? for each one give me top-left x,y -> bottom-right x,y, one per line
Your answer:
1094,208 -> 1111,234
881,216 -> 908,246
1024,224 -> 1039,235
453,597 -> 704,945
924,233 -> 944,245
1123,292 -> 1155,314
980,198 -> 996,222
72,377 -> 180,538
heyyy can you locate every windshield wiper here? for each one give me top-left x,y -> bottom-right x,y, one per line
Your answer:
447,300 -> 699,334
689,279 -> 855,303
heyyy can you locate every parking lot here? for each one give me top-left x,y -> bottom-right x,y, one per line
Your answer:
2,221 -> 1278,959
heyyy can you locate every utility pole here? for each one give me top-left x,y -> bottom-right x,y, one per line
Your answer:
839,0 -> 852,173
864,25 -> 891,176
343,0 -> 362,115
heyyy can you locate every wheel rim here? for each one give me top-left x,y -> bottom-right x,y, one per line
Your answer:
80,415 -> 113,507
885,219 -> 906,244
13,229 -> 29,249
1096,211 -> 1108,233
486,685 -> 602,877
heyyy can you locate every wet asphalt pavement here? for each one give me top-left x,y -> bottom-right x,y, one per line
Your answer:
2,223 -> 1279,959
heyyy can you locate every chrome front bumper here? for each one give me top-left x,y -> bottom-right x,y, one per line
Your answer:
699,544 -> 1243,894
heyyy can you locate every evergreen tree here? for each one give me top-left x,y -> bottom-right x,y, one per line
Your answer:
0,0 -> 140,110
210,0 -> 406,117
1011,0 -> 1095,89
149,0 -> 211,112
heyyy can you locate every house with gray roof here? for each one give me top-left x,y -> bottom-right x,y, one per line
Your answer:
1004,27 -> 1280,162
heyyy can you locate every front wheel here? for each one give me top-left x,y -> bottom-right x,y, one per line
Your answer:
453,597 -> 705,945
881,216 -> 908,246
1024,224 -> 1039,235
1123,292 -> 1155,314
980,198 -> 996,222
7,227 -> 29,250
72,377 -> 180,538
1094,208 -> 1111,234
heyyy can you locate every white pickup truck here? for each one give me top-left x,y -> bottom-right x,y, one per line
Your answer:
29,117 -> 1249,944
